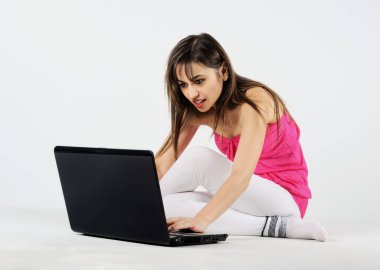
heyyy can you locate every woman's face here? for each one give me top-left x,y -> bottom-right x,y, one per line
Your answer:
176,62 -> 228,112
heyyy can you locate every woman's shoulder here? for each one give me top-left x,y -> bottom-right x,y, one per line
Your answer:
187,86 -> 282,128
242,86 -> 281,124
245,86 -> 272,105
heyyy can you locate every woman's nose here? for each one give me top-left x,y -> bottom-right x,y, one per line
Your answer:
189,86 -> 199,98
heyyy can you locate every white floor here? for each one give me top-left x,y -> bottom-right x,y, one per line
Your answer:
1,207 -> 379,270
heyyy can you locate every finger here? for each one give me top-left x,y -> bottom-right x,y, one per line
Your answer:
167,219 -> 176,225
191,227 -> 202,233
173,222 -> 190,231
166,217 -> 182,225
168,221 -> 183,231
168,225 -> 177,231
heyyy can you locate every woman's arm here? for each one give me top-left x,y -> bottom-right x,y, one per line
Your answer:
194,102 -> 268,226
155,120 -> 199,181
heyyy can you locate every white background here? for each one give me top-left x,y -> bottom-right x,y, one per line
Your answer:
1,0 -> 379,223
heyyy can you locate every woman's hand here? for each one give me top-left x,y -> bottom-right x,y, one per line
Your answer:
166,216 -> 210,233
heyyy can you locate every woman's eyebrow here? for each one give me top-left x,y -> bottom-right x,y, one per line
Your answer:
177,74 -> 204,83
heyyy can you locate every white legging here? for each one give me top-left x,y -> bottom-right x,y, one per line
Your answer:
159,146 -> 301,236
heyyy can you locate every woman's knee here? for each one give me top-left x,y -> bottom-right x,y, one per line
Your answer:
180,146 -> 216,161
179,146 -> 225,171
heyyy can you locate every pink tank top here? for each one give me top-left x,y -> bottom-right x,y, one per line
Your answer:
214,111 -> 311,218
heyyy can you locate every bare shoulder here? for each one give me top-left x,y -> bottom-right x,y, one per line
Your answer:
242,86 -> 282,124
241,87 -> 272,123
245,86 -> 272,104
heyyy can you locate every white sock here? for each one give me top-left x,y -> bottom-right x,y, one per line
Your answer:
261,216 -> 328,241
286,216 -> 328,241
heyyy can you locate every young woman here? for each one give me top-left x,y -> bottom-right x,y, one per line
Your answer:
154,33 -> 327,241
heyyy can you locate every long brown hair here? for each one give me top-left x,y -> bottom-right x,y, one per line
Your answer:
155,33 -> 295,160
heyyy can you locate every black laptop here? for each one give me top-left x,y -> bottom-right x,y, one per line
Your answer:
54,145 -> 228,246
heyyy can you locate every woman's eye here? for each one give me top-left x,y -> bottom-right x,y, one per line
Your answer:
178,79 -> 203,88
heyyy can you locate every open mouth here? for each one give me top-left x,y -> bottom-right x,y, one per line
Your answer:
194,99 -> 206,104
